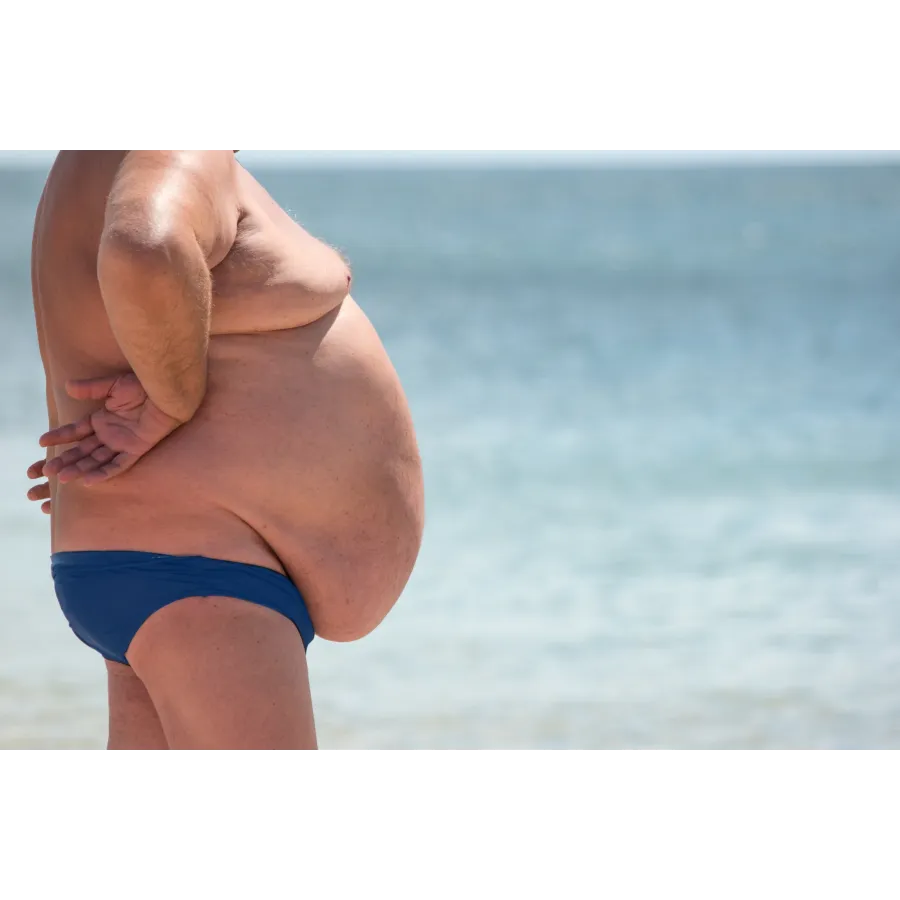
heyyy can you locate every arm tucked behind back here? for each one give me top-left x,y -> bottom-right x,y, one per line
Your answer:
98,150 -> 239,424
32,151 -> 352,495
105,150 -> 351,347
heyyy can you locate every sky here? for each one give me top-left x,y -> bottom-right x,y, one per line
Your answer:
0,145 -> 900,169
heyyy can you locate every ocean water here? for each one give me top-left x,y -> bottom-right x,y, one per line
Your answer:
1,161 -> 898,749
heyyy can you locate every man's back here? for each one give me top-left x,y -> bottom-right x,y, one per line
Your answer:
34,151 -> 424,642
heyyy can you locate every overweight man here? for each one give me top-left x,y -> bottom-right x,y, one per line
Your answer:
27,151 -> 424,749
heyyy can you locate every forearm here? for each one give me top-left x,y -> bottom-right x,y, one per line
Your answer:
98,227 -> 211,423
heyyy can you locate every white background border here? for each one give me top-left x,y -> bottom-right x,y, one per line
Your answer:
2,3 -> 898,895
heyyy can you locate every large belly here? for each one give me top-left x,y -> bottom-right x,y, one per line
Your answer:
54,300 -> 424,641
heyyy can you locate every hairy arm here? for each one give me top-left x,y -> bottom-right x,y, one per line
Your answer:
33,151 -> 351,495
98,150 -> 239,423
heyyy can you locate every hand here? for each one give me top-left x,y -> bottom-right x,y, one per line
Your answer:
40,373 -> 183,487
26,458 -> 52,514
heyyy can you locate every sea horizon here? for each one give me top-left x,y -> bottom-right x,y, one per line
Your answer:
1,151 -> 898,170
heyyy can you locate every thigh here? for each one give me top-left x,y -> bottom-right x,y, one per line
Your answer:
126,596 -> 317,750
106,660 -> 169,750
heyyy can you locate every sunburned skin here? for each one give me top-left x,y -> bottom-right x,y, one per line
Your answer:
31,152 -> 424,645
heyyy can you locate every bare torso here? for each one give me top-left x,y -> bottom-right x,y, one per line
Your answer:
33,152 -> 424,641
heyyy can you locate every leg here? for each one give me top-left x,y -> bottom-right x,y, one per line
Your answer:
126,596 -> 317,750
106,660 -> 169,750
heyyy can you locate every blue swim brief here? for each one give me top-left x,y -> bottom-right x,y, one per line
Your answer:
51,550 -> 315,665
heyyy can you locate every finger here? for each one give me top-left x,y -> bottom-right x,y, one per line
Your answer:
43,456 -> 71,477
43,457 -> 64,477
56,456 -> 108,482
82,452 -> 136,487
75,453 -> 109,474
27,459 -> 46,479
75,434 -> 102,457
65,375 -> 120,401
27,482 -> 51,502
64,438 -> 115,477
39,416 -> 94,449
42,501 -> 51,515
44,435 -> 101,477
90,446 -> 116,465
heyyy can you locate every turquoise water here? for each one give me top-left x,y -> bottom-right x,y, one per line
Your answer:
1,161 -> 899,748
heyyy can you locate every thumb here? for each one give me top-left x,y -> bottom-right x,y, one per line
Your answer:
66,375 -> 120,401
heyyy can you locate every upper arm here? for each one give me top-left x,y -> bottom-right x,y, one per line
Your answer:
102,151 -> 240,268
